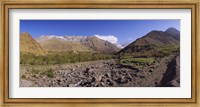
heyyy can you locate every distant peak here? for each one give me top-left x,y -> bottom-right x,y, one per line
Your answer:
165,27 -> 179,32
20,32 -> 32,38
164,27 -> 180,40
21,32 -> 30,35
147,30 -> 164,35
153,29 -> 162,31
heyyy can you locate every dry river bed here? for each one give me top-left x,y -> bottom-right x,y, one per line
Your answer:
20,54 -> 180,87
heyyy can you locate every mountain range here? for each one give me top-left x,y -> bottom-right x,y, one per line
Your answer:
119,27 -> 180,53
35,35 -> 119,53
35,36 -> 93,52
20,27 -> 180,55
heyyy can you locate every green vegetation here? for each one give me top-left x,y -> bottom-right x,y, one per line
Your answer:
119,45 -> 179,68
21,74 -> 27,79
31,68 -> 40,74
120,57 -> 155,68
155,45 -> 179,57
20,52 -> 114,65
30,67 -> 55,78
45,69 -> 54,78
121,57 -> 154,64
120,45 -> 179,58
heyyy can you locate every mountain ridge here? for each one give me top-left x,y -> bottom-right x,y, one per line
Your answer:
35,35 -> 119,53
21,27 -> 179,55
119,27 -> 180,53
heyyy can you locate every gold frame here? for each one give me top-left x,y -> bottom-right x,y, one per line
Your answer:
0,0 -> 199,106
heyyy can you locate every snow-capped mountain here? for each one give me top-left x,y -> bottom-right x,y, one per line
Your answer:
35,35 -> 120,53
36,35 -> 88,43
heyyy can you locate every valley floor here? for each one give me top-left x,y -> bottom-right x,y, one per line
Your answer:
20,54 -> 180,87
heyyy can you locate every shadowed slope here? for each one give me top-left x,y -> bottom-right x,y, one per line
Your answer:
119,28 -> 180,53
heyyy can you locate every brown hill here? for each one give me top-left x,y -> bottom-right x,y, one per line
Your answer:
80,36 -> 119,53
119,28 -> 180,53
20,33 -> 46,55
36,36 -> 119,53
38,38 -> 92,52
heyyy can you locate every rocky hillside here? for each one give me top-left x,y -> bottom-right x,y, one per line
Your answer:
80,36 -> 119,53
35,35 -> 119,53
159,55 -> 180,87
119,27 -> 180,53
35,38 -> 92,52
165,27 -> 180,40
20,33 -> 46,55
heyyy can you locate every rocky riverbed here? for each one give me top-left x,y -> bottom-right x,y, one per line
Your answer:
20,54 -> 180,87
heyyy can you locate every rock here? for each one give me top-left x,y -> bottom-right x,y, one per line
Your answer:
116,77 -> 128,84
139,75 -> 145,79
94,82 -> 100,87
69,80 -> 82,87
57,79 -> 61,83
84,68 -> 90,74
75,65 -> 80,68
86,68 -> 89,71
133,73 -> 138,77
87,77 -> 96,83
149,69 -> 153,72
101,82 -> 106,86
120,78 -> 128,84
70,68 -> 75,71
88,68 -> 94,73
96,75 -> 102,82
106,79 -> 113,85
69,84 -> 74,87
150,65 -> 155,69
91,77 -> 96,82
105,73 -> 111,78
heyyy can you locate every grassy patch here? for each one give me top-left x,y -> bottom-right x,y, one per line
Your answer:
44,69 -> 54,78
20,52 -> 114,65
30,67 -> 55,78
31,68 -> 40,74
119,45 -> 179,58
121,57 -> 154,65
120,57 -> 154,69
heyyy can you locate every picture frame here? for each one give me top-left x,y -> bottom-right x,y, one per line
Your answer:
0,0 -> 199,106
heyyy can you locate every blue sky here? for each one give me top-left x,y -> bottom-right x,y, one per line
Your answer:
20,20 -> 180,44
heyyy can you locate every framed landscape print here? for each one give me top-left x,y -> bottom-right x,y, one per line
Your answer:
0,0 -> 199,107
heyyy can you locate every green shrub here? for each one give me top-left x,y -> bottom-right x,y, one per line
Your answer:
45,69 -> 54,78
21,74 -> 27,79
120,57 -> 154,65
20,52 -> 114,65
31,68 -> 40,74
